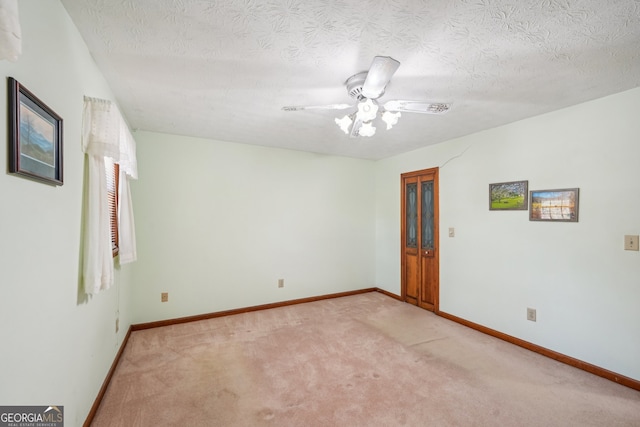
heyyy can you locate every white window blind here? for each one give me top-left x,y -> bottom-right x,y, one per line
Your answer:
105,157 -> 119,257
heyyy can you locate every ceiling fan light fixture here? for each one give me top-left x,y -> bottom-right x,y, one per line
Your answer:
335,114 -> 353,134
285,56 -> 451,139
358,121 -> 376,137
382,111 -> 401,130
356,98 -> 378,122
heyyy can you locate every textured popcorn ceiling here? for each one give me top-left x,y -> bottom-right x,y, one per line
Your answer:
61,0 -> 640,160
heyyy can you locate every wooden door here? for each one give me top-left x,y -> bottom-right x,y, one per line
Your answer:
401,168 -> 439,312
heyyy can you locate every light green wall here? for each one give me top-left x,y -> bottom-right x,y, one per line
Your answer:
129,132 -> 376,323
375,87 -> 640,381
0,2 -> 134,425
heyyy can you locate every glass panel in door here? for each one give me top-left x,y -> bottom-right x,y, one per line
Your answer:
406,183 -> 418,248
421,181 -> 434,251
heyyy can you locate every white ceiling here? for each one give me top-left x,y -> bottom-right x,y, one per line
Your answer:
60,0 -> 640,160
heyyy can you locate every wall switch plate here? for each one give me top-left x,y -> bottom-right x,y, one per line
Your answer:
624,235 -> 639,251
527,307 -> 537,322
278,279 -> 284,288
161,292 -> 168,302
448,227 -> 455,237
115,318 -> 119,333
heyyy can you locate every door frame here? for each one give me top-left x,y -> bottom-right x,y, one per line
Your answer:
400,167 -> 440,312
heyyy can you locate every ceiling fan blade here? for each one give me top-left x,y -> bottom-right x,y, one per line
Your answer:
383,100 -> 452,114
282,104 -> 352,111
349,118 -> 363,138
361,56 -> 400,99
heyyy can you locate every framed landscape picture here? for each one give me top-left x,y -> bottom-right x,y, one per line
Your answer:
489,180 -> 528,210
8,77 -> 63,186
529,188 -> 579,222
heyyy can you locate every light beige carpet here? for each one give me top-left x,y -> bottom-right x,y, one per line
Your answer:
91,292 -> 640,426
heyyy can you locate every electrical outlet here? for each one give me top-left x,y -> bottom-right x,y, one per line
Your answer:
527,307 -> 537,322
278,279 -> 284,288
624,235 -> 639,251
161,292 -> 168,302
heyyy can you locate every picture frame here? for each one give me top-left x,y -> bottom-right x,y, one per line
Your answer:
7,77 -> 63,186
529,188 -> 579,222
489,180 -> 528,210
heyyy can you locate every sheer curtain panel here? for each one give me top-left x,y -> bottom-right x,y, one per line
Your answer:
0,0 -> 21,61
82,97 -> 138,294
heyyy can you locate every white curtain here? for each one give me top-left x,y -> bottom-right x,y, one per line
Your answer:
0,0 -> 21,61
82,97 -> 138,294
116,103 -> 138,264
118,170 -> 137,264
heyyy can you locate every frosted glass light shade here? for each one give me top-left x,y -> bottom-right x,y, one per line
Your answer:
356,99 -> 378,122
382,111 -> 401,129
335,115 -> 352,134
359,122 -> 376,137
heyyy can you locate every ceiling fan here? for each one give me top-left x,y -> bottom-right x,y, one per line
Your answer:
282,56 -> 452,137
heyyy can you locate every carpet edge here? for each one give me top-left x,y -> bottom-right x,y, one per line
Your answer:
131,288 -> 378,331
83,325 -> 133,427
437,310 -> 640,392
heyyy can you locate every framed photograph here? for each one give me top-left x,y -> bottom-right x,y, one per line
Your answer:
489,180 -> 528,210
529,188 -> 579,222
8,77 -> 63,185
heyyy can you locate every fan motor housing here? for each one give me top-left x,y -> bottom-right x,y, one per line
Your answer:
345,72 -> 368,100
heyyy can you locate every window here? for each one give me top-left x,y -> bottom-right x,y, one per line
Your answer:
105,157 -> 119,257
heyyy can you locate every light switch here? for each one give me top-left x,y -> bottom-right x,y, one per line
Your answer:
448,227 -> 455,238
624,235 -> 639,251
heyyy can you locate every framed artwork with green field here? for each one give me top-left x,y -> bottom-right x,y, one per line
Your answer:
489,180 -> 528,210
